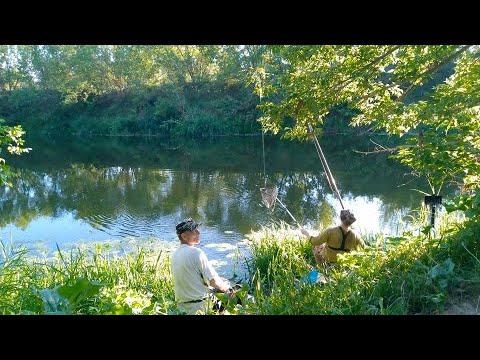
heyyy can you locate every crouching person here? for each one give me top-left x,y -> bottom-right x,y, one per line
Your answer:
301,209 -> 365,266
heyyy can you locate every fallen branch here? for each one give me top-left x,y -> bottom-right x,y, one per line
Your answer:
353,139 -> 412,154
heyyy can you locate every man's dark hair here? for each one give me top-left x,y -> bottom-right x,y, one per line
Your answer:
340,209 -> 356,226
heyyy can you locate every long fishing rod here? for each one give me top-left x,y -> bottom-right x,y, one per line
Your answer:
307,124 -> 345,210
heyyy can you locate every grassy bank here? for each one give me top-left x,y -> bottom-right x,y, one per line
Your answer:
245,209 -> 479,315
0,208 -> 478,315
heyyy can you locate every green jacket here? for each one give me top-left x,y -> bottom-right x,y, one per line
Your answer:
310,226 -> 364,263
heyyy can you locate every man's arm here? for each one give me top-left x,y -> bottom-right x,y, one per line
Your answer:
300,228 -> 328,246
209,276 -> 232,293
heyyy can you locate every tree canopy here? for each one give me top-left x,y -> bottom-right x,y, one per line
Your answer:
254,45 -> 480,195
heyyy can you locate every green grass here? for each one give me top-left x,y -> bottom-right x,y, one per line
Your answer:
0,239 -> 177,314
0,208 -> 478,315
243,208 -> 479,315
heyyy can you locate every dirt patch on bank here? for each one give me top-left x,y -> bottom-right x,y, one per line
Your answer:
443,295 -> 480,315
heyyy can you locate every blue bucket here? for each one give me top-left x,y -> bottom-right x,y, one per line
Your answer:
302,270 -> 319,284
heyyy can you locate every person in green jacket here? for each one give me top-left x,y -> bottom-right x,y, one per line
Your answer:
301,209 -> 364,265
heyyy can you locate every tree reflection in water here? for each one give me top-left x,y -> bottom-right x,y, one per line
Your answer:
0,135 -> 448,276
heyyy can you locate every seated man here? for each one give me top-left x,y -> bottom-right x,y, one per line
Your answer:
301,209 -> 364,265
170,218 -> 233,314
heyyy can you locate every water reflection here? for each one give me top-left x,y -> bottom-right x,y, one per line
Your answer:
0,135 -> 442,276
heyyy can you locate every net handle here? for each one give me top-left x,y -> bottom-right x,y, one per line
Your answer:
261,186 -> 301,227
275,197 -> 301,227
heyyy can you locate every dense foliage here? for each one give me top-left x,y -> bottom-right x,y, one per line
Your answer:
0,119 -> 29,186
254,45 -> 480,202
0,45 -> 266,137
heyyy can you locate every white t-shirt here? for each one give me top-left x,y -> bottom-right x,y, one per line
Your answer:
170,244 -> 219,303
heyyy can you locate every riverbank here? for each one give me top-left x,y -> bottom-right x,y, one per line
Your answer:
1,207 -> 478,315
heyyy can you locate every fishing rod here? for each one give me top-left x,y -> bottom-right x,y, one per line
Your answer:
307,124 -> 345,210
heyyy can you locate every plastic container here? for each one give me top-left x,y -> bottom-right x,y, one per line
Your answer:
305,270 -> 318,284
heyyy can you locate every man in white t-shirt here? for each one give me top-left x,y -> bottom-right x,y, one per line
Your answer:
170,218 -> 233,314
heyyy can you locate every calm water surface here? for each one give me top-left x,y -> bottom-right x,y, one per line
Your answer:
1,135 -> 443,278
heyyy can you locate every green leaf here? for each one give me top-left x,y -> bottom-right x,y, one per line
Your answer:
421,225 -> 433,236
34,287 -> 71,314
429,258 -> 455,279
57,278 -> 103,306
